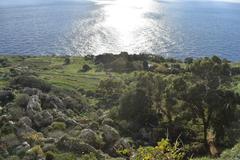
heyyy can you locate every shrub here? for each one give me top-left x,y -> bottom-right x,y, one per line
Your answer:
80,64 -> 92,72
10,76 -> 51,92
79,153 -> 98,160
143,60 -> 149,70
97,77 -> 125,107
24,132 -> 44,145
84,55 -> 94,61
131,139 -> 185,160
0,58 -> 10,67
50,122 -> 66,130
15,94 -> 30,108
26,145 -> 44,158
154,64 -> 169,74
4,156 -> 20,160
63,96 -> 83,112
219,143 -> 240,160
45,151 -> 77,160
184,57 -> 193,64
64,57 -> 71,65
0,90 -> 15,105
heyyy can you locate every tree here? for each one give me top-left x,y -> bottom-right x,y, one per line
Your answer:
64,57 -> 70,65
143,60 -> 149,71
119,88 -> 158,127
81,64 -> 91,72
97,77 -> 125,107
180,57 -> 239,149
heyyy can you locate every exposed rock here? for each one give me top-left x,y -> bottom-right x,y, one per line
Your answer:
15,121 -> 36,138
26,95 -> 42,118
101,125 -> 120,146
57,135 -> 98,155
0,115 -> 9,123
23,145 -> 45,160
22,87 -> 42,96
0,133 -> 20,150
139,128 -> 151,141
112,138 -> 132,156
47,130 -> 66,139
6,103 -> 24,121
40,94 -> 64,109
42,137 -> 56,143
65,109 -> 75,116
42,143 -> 56,152
0,143 -> 9,158
15,141 -> 31,156
79,129 -> 100,148
88,121 -> 99,131
51,109 -> 68,122
65,118 -> 78,128
19,116 -> 32,127
67,125 -> 83,137
102,118 -> 116,127
33,110 -> 53,128
0,106 -> 3,114
63,96 -> 83,112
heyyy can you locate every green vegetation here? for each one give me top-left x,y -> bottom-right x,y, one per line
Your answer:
0,53 -> 240,160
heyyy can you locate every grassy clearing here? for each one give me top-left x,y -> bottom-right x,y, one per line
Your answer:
0,56 -> 125,91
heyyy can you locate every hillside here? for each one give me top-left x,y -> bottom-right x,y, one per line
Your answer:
0,53 -> 240,160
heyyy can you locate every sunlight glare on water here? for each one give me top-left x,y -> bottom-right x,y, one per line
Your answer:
72,0 -> 163,55
102,0 -> 155,48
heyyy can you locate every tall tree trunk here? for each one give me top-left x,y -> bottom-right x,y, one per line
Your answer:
203,120 -> 209,149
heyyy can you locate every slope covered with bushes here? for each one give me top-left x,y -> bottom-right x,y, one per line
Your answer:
0,53 -> 240,160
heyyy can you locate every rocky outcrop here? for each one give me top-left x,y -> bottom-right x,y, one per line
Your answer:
33,110 -> 53,128
40,94 -> 64,109
79,129 -> 101,148
23,87 -> 42,96
14,142 -> 31,156
57,135 -> 98,155
26,95 -> 42,118
0,85 -> 132,160
19,117 -> 32,127
15,121 -> 36,138
101,125 -> 120,146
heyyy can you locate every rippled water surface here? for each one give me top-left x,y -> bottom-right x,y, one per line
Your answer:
0,0 -> 240,60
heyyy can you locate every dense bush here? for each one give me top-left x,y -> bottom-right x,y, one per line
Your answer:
219,143 -> 240,160
119,88 -> 158,128
50,122 -> 66,131
184,57 -> 193,64
192,142 -> 240,160
10,76 -> 51,92
0,90 -> 15,105
0,58 -> 10,67
118,56 -> 240,157
95,53 -> 152,72
45,151 -> 77,160
64,56 -> 71,65
97,78 -> 125,107
15,94 -> 30,108
63,96 -> 84,112
80,64 -> 92,72
131,139 -> 185,160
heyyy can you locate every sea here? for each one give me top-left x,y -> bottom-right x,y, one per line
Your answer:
0,0 -> 240,60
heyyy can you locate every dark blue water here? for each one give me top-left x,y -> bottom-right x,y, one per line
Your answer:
0,0 -> 240,60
